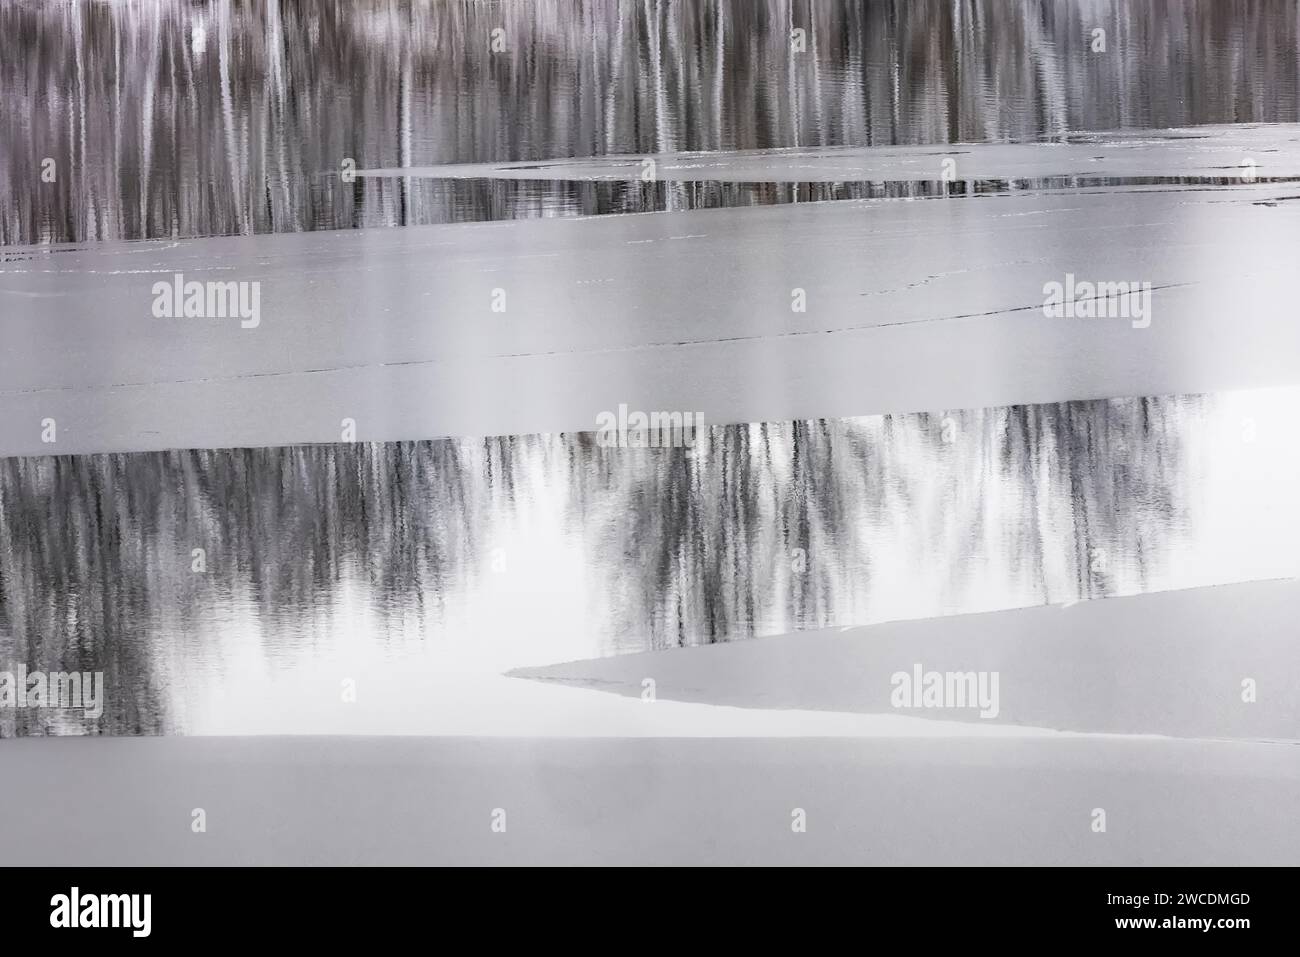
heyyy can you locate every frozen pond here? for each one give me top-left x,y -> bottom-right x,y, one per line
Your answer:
3,0 -> 1299,876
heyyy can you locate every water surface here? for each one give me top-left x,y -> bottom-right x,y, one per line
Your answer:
2,388 -> 1296,735
4,0 -> 1299,243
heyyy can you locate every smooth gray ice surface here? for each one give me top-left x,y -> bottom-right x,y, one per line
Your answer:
358,124 -> 1300,183
511,579 -> 1300,741
3,180 -> 1300,457
0,733 -> 1294,865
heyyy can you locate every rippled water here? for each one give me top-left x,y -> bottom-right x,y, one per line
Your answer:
2,389 -> 1296,735
4,0 -> 1299,243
